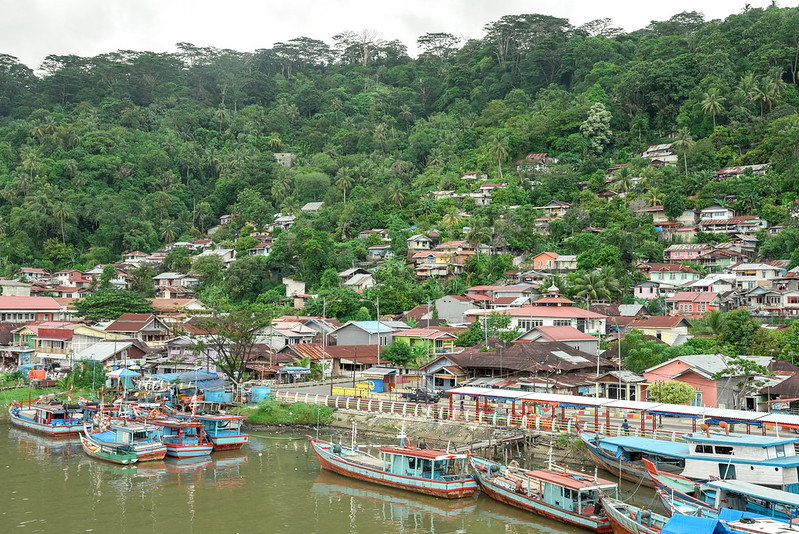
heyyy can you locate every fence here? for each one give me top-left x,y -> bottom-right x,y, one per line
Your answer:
272,390 -> 688,442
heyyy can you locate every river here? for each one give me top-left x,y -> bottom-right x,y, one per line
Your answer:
1,420 -> 661,533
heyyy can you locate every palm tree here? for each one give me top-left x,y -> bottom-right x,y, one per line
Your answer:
271,176 -> 291,204
441,209 -> 462,237
388,181 -> 405,207
330,99 -> 342,123
572,271 -> 612,302
488,134 -> 509,180
215,106 -> 229,133
701,88 -> 724,128
613,167 -> 634,208
160,219 -> 178,244
52,202 -> 71,243
373,123 -> 387,157
672,128 -> 695,176
466,219 -> 492,257
647,187 -> 663,206
267,132 -> 284,151
335,167 -> 354,203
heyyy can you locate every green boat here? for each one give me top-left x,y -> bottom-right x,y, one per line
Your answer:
80,431 -> 138,465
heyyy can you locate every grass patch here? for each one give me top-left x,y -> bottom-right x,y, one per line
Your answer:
0,387 -> 60,406
243,399 -> 336,425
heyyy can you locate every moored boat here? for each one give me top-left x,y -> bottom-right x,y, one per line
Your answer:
170,413 -> 248,451
80,432 -> 138,465
601,495 -> 670,534
84,420 -> 167,462
8,400 -> 84,437
149,419 -> 213,458
469,455 -> 616,533
661,513 -> 799,533
308,437 -> 478,499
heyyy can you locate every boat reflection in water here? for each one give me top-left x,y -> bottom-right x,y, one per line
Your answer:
311,469 -> 477,523
8,428 -> 82,460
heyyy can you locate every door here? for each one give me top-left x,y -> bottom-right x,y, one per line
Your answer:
719,464 -> 736,479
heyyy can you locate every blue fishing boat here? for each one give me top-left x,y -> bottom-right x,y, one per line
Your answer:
601,495 -> 670,534
8,400 -> 84,437
149,419 -> 213,458
581,426 -> 799,491
308,434 -> 477,499
661,512 -> 799,533
84,420 -> 167,462
170,413 -> 248,451
469,455 -> 616,533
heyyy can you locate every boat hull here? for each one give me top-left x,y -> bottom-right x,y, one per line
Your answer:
208,434 -> 248,451
310,439 -> 477,499
163,443 -> 214,458
602,497 -> 666,534
581,435 -> 655,488
9,411 -> 84,438
471,460 -> 612,533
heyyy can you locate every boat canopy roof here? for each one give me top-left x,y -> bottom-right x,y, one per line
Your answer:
150,419 -> 203,429
379,446 -> 467,461
595,435 -> 689,457
529,469 -> 617,491
661,516 -> 731,534
705,479 -> 799,507
683,431 -> 799,447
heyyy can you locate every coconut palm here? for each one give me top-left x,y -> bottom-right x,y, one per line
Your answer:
647,187 -> 663,206
441,208 -> 462,236
215,106 -> 229,133
335,167 -> 354,203
466,219 -> 492,257
267,132 -> 284,151
572,270 -> 616,302
613,167 -> 634,207
672,128 -> 695,176
388,181 -> 405,207
52,202 -> 71,243
701,88 -> 724,128
271,176 -> 292,204
488,134 -> 509,180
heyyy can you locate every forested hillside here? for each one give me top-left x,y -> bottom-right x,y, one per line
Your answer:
1,6 -> 798,311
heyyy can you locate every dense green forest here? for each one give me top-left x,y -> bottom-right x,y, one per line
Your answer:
1,6 -> 799,312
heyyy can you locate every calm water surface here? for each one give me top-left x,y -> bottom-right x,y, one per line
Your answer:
1,420 -> 660,533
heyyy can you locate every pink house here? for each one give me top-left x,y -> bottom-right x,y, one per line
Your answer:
663,244 -> 711,263
644,354 -> 771,410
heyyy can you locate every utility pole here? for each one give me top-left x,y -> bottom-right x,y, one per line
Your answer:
376,296 -> 381,366
322,297 -> 327,385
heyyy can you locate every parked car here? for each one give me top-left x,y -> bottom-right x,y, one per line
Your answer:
401,388 -> 441,404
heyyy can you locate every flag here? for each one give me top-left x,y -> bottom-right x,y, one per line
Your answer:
67,384 -> 73,404
190,392 -> 198,417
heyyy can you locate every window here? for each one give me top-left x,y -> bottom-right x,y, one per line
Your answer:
553,320 -> 571,327
518,319 -> 543,330
695,445 -> 713,453
715,446 -> 733,455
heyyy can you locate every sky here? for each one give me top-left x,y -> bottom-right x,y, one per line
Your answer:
0,0 -> 778,71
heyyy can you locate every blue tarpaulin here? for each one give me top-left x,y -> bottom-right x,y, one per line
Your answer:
661,516 -> 732,534
151,371 -> 227,391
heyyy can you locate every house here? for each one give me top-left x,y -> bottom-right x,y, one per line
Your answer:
664,244 -> 711,263
257,320 -> 317,349
195,248 -> 236,268
282,277 -> 306,298
628,315 -> 692,346
435,295 -> 480,324
248,240 -> 273,257
461,171 -> 489,180
639,263 -> 701,285
466,306 -> 607,335
272,213 -> 295,230
713,164 -> 769,180
301,201 -> 324,213
516,153 -> 558,172
698,216 -> 766,235
553,255 -> 577,272
366,244 -> 393,261
731,263 -> 785,290
644,354 -> 772,409
15,321 -> 124,365
633,280 -> 666,300
19,267 -> 49,281
665,291 -> 721,317
514,325 -> 599,355
700,205 -> 735,220
467,284 -> 536,300
274,152 -> 296,167
342,273 -> 375,293
72,340 -> 151,368
392,328 -> 458,355
532,251 -> 560,271
52,269 -> 89,288
279,343 -> 380,378
0,280 -> 32,297
147,299 -> 210,322
124,251 -> 149,264
0,296 -> 65,323
219,214 -> 234,225
593,370 -> 648,401
333,321 -> 395,347
406,234 -> 433,254
104,313 -> 171,346
357,229 -> 389,241
539,200 -> 571,218
641,143 -> 678,165
642,205 -> 668,224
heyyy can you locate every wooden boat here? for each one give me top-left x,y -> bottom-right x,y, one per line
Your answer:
84,420 -> 167,462
646,458 -> 799,523
308,437 -> 478,499
469,455 -> 616,533
169,412 -> 248,451
601,495 -> 670,534
657,488 -> 719,519
149,419 -> 213,458
8,400 -> 84,437
661,514 -> 799,533
580,429 -> 799,492
80,432 -> 138,465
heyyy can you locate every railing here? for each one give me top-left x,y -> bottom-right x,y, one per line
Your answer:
272,390 -> 689,441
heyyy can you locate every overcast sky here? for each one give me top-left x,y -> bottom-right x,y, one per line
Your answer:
0,0 -> 776,71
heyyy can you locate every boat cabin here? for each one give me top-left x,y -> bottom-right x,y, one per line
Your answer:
155,420 -> 210,446
530,470 -> 617,514
379,447 -> 469,481
24,404 -> 83,426
109,422 -> 161,445
685,432 -> 799,462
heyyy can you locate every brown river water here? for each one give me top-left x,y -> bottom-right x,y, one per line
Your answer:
1,420 -> 661,533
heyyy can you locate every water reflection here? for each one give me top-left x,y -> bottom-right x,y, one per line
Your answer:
8,428 -> 82,459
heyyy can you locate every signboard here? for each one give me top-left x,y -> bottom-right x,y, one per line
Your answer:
773,401 -> 791,410
360,379 -> 382,393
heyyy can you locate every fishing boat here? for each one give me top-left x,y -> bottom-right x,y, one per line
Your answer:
84,420 -> 167,462
601,495 -> 670,534
80,432 -> 138,465
660,513 -> 799,533
8,400 -> 85,437
149,419 -> 213,458
169,413 -> 248,451
580,424 -> 799,491
308,427 -> 477,499
469,455 -> 617,533
646,458 -> 799,522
